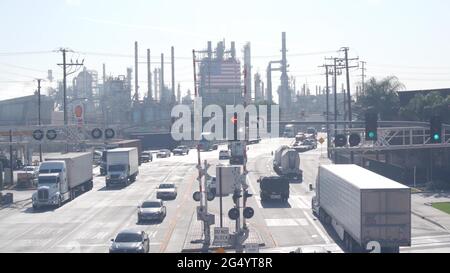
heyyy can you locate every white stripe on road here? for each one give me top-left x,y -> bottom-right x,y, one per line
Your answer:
302,209 -> 331,244
265,218 -> 309,227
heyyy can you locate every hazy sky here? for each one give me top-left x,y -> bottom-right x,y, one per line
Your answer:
1,0 -> 450,101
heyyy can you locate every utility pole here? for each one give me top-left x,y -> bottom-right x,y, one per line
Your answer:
319,64 -> 333,159
360,61 -> 367,94
340,48 -> 359,163
36,79 -> 43,162
171,46 -> 175,104
134,41 -> 139,102
57,48 -> 84,126
192,50 -> 198,97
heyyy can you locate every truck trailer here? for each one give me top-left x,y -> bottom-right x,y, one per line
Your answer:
32,152 -> 93,209
312,164 -> 411,253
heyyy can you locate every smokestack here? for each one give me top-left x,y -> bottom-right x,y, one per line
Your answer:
147,49 -> 152,100
266,63 -> 272,103
134,41 -> 139,101
102,64 -> 106,84
231,41 -> 236,59
160,53 -> 164,102
171,46 -> 175,104
207,41 -> 212,59
154,68 -> 159,101
261,81 -> 265,101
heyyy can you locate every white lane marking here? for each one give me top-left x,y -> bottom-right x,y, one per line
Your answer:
265,219 -> 299,227
247,176 -> 262,209
302,209 -> 331,244
289,195 -> 308,209
295,218 -> 309,226
148,231 -> 158,239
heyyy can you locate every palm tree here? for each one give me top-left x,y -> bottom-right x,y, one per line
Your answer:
356,76 -> 405,120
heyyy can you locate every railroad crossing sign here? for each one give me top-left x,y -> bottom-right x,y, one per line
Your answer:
213,227 -> 230,245
319,137 -> 325,145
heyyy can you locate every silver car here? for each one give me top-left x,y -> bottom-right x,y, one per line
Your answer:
156,183 -> 178,200
137,200 -> 166,223
109,230 -> 149,253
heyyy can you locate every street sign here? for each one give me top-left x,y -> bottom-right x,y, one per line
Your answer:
213,227 -> 230,245
319,137 -> 325,145
245,243 -> 260,253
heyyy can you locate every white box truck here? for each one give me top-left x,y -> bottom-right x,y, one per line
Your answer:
32,152 -> 93,209
312,165 -> 411,253
105,148 -> 139,188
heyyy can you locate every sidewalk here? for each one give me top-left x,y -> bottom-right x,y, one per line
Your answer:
412,193 -> 450,231
181,211 -> 265,253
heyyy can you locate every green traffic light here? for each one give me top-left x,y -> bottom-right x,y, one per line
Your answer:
433,134 -> 440,141
368,131 -> 375,139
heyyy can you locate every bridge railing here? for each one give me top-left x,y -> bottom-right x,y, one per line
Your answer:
330,126 -> 450,151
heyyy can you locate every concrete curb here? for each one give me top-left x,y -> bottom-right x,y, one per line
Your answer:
411,210 -> 449,232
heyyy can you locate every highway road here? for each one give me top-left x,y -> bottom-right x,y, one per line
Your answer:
1,137 -> 450,253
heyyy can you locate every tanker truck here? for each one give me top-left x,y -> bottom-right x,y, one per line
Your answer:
273,146 -> 303,181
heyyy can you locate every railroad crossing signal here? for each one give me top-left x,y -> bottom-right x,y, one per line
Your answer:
349,133 -> 361,147
430,116 -> 442,144
334,134 -> 347,147
365,112 -> 378,141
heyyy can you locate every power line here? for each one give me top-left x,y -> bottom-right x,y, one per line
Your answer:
0,62 -> 48,73
0,51 -> 54,56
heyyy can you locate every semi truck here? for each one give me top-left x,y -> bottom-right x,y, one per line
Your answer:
312,165 -> 411,253
32,152 -> 93,209
105,148 -> 139,188
273,146 -> 302,181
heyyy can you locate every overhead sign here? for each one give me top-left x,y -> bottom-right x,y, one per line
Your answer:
213,227 -> 230,245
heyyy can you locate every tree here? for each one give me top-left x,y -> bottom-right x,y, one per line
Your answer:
400,92 -> 450,123
356,76 -> 404,121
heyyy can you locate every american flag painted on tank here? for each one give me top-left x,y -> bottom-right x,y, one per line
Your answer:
199,59 -> 242,91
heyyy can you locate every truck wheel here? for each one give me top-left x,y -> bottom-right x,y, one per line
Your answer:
32,204 -> 37,210
57,197 -> 62,208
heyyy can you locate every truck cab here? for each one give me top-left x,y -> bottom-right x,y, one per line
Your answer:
106,163 -> 130,186
32,161 -> 67,209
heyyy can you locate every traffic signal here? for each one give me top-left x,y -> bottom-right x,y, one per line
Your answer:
430,116 -> 442,144
232,112 -> 238,141
334,134 -> 347,147
365,112 -> 378,141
